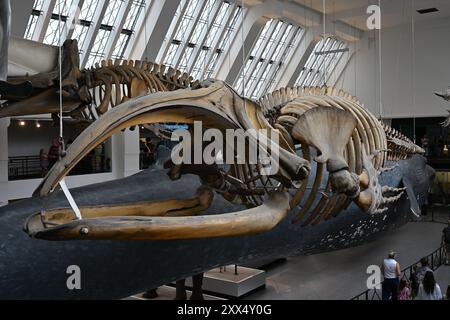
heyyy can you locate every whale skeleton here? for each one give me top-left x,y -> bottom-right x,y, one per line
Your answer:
0,37 -> 425,242
22,77 -> 423,241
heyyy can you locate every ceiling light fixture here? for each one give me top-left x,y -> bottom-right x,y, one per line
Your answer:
19,120 -> 25,126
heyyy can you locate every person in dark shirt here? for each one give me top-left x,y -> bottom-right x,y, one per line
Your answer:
443,219 -> 450,265
47,137 -> 61,169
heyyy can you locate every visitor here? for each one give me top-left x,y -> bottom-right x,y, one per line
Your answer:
443,220 -> 450,265
39,148 -> 48,177
416,271 -> 442,300
93,144 -> 104,172
421,135 -> 429,156
47,137 -> 60,169
381,251 -> 401,300
398,279 -> 410,300
411,257 -> 433,298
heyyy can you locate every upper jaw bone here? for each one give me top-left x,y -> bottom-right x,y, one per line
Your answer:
34,82 -> 237,197
25,192 -> 291,241
35,81 -> 309,197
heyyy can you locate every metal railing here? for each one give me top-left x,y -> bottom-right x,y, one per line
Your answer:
8,156 -> 42,180
351,245 -> 446,300
8,155 -> 110,180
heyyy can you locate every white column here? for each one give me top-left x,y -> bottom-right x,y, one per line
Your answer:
111,129 -> 140,179
111,132 -> 125,179
123,129 -> 140,177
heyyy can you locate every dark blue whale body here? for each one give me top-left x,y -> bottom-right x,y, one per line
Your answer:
0,155 -> 434,299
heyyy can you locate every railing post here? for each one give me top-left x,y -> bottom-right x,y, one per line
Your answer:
431,253 -> 434,270
365,290 -> 368,300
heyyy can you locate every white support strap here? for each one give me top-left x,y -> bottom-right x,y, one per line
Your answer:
59,179 -> 82,220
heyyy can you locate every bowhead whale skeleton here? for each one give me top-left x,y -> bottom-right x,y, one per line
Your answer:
0,37 -> 424,242
24,76 -> 424,241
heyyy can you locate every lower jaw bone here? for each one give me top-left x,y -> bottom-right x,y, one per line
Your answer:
25,192 -> 290,241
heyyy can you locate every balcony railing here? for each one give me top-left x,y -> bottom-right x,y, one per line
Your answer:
8,155 -> 110,181
351,245 -> 446,300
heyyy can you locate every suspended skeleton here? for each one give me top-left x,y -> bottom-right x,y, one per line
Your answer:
0,37 -> 424,241
0,38 -> 200,124
22,82 -> 424,241
434,87 -> 450,127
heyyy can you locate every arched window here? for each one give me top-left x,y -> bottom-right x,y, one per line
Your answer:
234,19 -> 303,100
158,0 -> 243,80
295,36 -> 347,87
24,0 -> 148,68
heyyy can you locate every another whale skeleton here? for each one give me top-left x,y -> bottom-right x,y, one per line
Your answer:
435,87 -> 450,127
0,39 -> 424,242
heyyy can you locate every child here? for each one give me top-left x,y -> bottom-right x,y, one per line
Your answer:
399,279 -> 410,300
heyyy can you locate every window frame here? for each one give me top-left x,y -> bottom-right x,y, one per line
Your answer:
234,18 -> 304,100
294,36 -> 347,88
158,0 -> 243,80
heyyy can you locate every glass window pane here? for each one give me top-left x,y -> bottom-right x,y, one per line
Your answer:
160,0 -> 243,80
234,19 -> 303,99
112,33 -> 131,60
23,0 -> 149,68
43,19 -> 66,45
123,1 -> 146,30
79,0 -> 99,21
101,0 -> 125,26
295,37 -> 347,87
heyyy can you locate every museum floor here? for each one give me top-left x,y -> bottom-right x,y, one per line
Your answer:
128,210 -> 449,300
245,220 -> 448,300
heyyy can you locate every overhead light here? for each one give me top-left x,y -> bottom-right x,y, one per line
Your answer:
417,8 -> 439,14
19,120 -> 25,126
36,122 -> 41,128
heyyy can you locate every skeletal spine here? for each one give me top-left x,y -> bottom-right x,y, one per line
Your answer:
74,59 -> 201,121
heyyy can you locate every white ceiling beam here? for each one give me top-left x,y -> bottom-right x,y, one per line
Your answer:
105,0 -> 133,59
186,0 -> 223,75
329,46 -> 357,88
10,0 -> 34,37
35,0 -> 56,42
219,12 -> 265,84
80,0 -> 109,67
66,0 -> 84,40
128,0 -> 181,62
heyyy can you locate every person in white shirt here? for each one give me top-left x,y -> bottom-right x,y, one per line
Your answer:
381,251 -> 401,300
416,271 -> 442,300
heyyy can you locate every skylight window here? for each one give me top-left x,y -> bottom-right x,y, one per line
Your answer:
71,0 -> 101,53
43,0 -> 74,46
294,37 -> 347,88
24,0 -> 45,40
85,0 -> 127,67
159,0 -> 243,80
24,0 -> 148,68
234,19 -> 304,100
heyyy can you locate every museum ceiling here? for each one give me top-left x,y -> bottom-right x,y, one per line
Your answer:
289,0 -> 450,30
